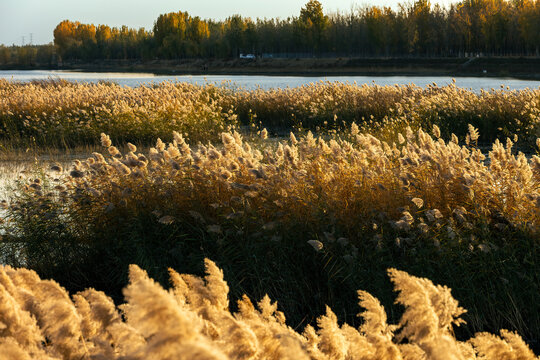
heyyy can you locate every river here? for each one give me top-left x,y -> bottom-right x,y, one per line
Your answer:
1,70 -> 540,91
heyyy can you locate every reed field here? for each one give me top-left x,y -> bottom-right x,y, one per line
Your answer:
0,79 -> 539,358
0,79 -> 238,148
0,259 -> 538,359
1,79 -> 540,149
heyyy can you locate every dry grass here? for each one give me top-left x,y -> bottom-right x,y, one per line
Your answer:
8,125 -> 536,242
223,81 -> 540,148
1,79 -> 539,149
1,79 -> 539,353
0,79 -> 237,147
1,125 -> 538,347
0,259 -> 537,359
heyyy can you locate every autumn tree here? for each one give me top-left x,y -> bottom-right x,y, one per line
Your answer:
517,0 -> 540,55
364,7 -> 394,55
298,0 -> 328,53
53,20 -> 79,59
47,0 -> 540,61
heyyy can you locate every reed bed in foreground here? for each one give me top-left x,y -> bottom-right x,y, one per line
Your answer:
0,259 -> 537,360
9,124 -> 536,242
1,125 -> 539,345
1,79 -> 539,149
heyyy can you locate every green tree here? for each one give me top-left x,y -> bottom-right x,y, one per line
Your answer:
154,11 -> 189,58
0,46 -> 11,64
517,0 -> 540,54
225,15 -> 247,57
364,6 -> 394,55
36,44 -> 56,65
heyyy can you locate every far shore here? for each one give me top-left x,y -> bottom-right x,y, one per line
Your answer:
2,57 -> 540,80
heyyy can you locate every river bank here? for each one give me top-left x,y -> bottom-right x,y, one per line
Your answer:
2,56 -> 540,80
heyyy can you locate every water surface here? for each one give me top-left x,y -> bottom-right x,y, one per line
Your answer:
1,70 -> 539,92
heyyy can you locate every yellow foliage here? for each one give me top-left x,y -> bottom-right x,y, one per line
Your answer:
0,260 -> 537,359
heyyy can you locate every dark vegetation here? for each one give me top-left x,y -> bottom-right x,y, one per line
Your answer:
5,201 -> 538,350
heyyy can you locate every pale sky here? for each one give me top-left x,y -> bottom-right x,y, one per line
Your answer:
0,0 -> 456,46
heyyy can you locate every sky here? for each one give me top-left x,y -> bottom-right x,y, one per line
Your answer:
0,0 -> 455,46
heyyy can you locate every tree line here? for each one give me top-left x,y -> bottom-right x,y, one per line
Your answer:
1,0 -> 539,66
0,44 -> 56,66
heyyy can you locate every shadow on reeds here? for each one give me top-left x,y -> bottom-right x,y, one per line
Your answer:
1,126 -> 538,353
